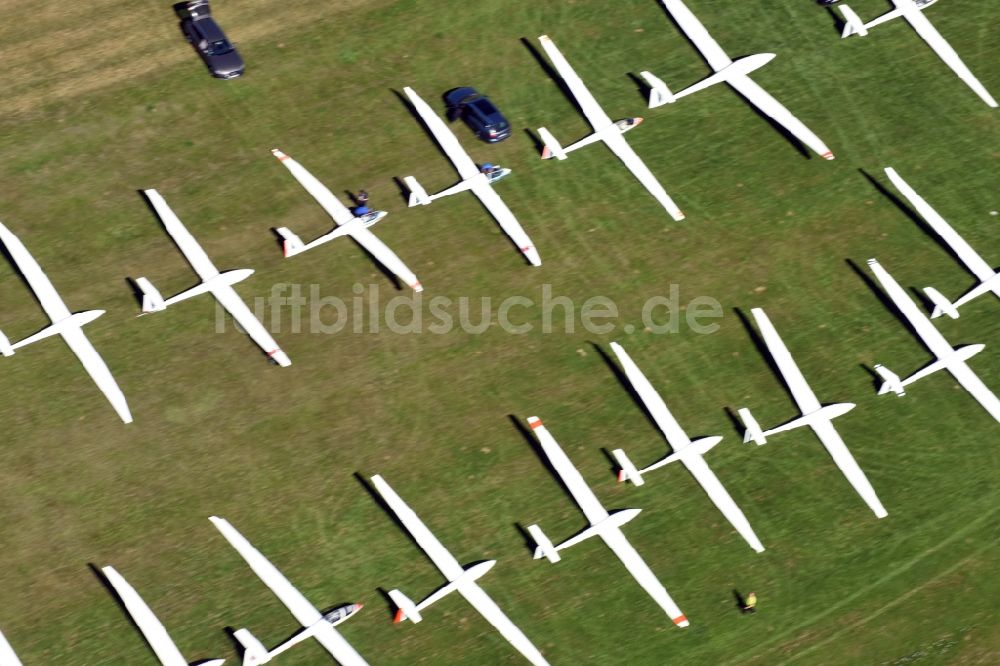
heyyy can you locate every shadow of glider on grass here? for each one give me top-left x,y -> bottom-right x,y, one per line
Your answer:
400,86 -> 542,267
867,258 -> 1000,424
270,149 -> 423,292
524,416 -> 690,628
881,167 -> 1000,319
0,221 -> 132,424
133,189 -> 291,367
101,565 -> 225,666
533,34 -> 686,221
607,341 -> 766,551
837,0 -> 997,108
208,516 -> 367,666
640,0 -> 836,161
735,308 -> 888,519
369,474 -> 550,666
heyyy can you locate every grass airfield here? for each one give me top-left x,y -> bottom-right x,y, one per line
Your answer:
0,0 -> 997,663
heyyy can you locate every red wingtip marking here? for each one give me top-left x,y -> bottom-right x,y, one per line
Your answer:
411,281 -> 422,290
355,603 -> 364,610
673,615 -> 688,626
267,349 -> 279,357
541,147 -> 552,159
521,246 -> 532,253
393,609 -> 405,624
282,241 -> 290,258
822,152 -> 835,160
529,418 -> 543,429
617,469 -> 626,483
633,117 -> 644,126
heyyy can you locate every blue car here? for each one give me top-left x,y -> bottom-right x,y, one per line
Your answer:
445,87 -> 511,142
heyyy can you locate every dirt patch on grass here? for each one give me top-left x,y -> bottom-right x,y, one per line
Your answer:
0,0 -> 386,117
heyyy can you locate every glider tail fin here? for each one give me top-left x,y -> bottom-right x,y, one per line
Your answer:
612,448 -> 644,486
639,71 -> 676,108
388,589 -> 422,624
275,227 -> 305,258
133,277 -> 166,313
923,286 -> 959,319
233,628 -> 271,665
403,176 -> 431,207
838,5 -> 869,37
537,127 -> 567,160
874,364 -> 905,396
526,524 -> 561,563
738,408 -> 767,445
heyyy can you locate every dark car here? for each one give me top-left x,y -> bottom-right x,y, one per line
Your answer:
176,1 -> 244,79
445,87 -> 511,142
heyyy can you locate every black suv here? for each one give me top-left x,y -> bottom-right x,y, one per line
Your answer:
176,1 -> 244,79
445,88 -> 511,142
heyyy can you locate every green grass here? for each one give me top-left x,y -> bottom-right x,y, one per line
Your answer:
0,0 -> 997,663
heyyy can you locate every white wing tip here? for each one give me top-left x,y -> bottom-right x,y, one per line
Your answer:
673,614 -> 690,627
527,416 -> 543,429
271,148 -> 288,160
822,151 -> 835,160
268,350 -> 292,367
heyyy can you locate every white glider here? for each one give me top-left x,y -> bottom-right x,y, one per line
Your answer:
0,630 -> 23,666
370,474 -> 549,666
867,258 -> 1000,423
882,167 -> 1000,319
101,565 -> 225,666
736,309 -> 887,518
525,417 -> 690,628
608,342 -> 764,551
641,0 -> 835,160
535,35 -> 685,221
401,86 -> 541,267
271,149 -> 422,292
134,190 -> 291,367
0,221 -> 132,423
208,516 -> 367,666
838,0 -> 997,108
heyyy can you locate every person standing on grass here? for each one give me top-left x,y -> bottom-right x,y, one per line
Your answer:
743,592 -> 757,614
